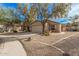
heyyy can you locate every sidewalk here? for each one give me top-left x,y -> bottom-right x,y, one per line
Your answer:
0,33 -> 37,56
0,38 -> 26,56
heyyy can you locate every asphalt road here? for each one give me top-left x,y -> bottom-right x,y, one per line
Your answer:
54,33 -> 79,56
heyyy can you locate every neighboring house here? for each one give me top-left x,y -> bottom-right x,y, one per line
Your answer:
0,25 -> 4,33
68,18 -> 79,31
13,24 -> 22,32
3,24 -> 22,32
31,18 -> 71,33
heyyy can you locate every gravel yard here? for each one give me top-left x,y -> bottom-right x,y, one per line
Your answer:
20,32 -> 79,56
0,32 -> 79,56
31,32 -> 78,45
21,39 -> 62,56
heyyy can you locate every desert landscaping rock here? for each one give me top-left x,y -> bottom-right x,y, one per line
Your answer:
21,39 -> 62,56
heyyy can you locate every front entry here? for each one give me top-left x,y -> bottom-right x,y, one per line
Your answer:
49,25 -> 56,32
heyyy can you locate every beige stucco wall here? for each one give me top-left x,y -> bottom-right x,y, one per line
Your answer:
56,24 -> 62,32
31,21 -> 65,33
0,25 -> 4,28
47,21 -> 62,32
44,23 -> 49,32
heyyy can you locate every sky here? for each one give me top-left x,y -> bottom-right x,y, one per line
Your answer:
0,3 -> 17,9
68,3 -> 79,17
0,3 -> 79,18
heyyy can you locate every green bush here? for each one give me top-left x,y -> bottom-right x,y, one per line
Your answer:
43,31 -> 49,36
0,28 -> 4,33
24,29 -> 28,32
13,30 -> 18,33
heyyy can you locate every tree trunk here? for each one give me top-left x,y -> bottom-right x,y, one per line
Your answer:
27,25 -> 31,32
22,25 -> 26,31
42,23 -> 45,34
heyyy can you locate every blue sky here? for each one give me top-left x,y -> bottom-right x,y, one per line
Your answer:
0,3 -> 17,9
0,3 -> 79,17
68,3 -> 79,17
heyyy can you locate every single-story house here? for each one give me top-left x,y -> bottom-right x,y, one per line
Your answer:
0,25 -> 4,33
31,18 -> 71,33
3,24 -> 22,32
0,24 -> 13,32
67,18 -> 79,31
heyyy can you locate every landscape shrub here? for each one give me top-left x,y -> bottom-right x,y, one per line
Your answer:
24,29 -> 28,32
13,30 -> 18,33
43,31 -> 49,36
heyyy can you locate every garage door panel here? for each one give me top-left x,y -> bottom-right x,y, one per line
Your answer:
32,26 -> 42,33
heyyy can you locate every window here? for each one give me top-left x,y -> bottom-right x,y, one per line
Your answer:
49,25 -> 56,30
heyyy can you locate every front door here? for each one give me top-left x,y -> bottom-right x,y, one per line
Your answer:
49,25 -> 56,32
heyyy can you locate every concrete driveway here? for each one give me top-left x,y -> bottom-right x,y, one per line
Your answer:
0,32 -> 36,56
0,37 -> 26,56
